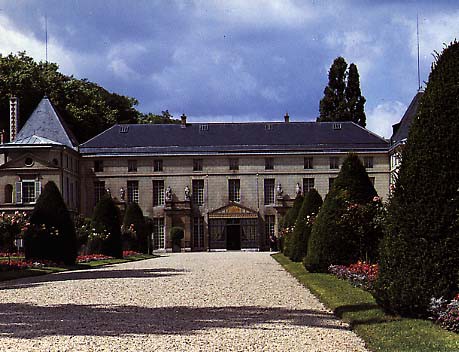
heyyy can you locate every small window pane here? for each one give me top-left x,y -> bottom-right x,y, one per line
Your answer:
127,181 -> 139,203
265,158 -> 274,170
304,157 -> 313,169
193,159 -> 203,171
229,158 -> 239,171
329,157 -> 339,169
303,178 -> 315,193
364,156 -> 374,168
153,180 -> 164,206
94,160 -> 104,172
128,160 -> 137,172
329,177 -> 336,191
152,217 -> 165,250
192,180 -> 204,205
228,179 -> 240,202
264,179 -> 275,205
154,159 -> 163,172
94,181 -> 106,205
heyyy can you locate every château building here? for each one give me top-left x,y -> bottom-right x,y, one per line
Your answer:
0,97 -> 391,252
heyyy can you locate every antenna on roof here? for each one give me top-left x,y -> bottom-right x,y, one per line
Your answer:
416,13 -> 421,91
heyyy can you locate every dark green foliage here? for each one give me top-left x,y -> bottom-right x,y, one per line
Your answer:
289,189 -> 323,262
91,196 -> 123,258
122,203 -> 148,252
375,41 -> 459,317
138,110 -> 181,124
24,181 -> 77,265
282,195 -> 304,258
317,57 -> 366,127
304,154 -> 377,272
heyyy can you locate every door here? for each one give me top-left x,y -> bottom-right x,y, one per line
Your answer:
226,224 -> 241,250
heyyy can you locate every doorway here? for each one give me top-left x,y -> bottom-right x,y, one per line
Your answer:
226,224 -> 241,250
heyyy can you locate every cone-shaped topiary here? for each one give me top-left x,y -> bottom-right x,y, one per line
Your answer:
282,194 -> 304,258
24,181 -> 77,265
289,189 -> 323,262
375,42 -> 459,317
304,153 -> 377,272
123,202 -> 148,252
91,195 -> 123,258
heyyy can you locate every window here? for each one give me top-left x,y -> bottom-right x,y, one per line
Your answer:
228,179 -> 240,202
152,217 -> 165,250
364,156 -> 374,168
329,177 -> 336,191
264,179 -> 275,205
24,157 -> 34,167
304,157 -> 313,169
65,155 -> 69,169
303,178 -> 315,193
70,182 -> 74,207
128,160 -> 137,172
369,177 -> 375,186
192,180 -> 204,205
154,159 -> 163,172
15,180 -> 41,204
265,157 -> 274,170
329,157 -> 339,169
229,158 -> 239,171
193,216 -> 205,249
127,181 -> 139,203
94,181 -> 105,205
94,160 -> 104,172
153,180 -> 164,206
265,215 -> 275,239
199,124 -> 209,131
193,159 -> 203,172
4,184 -> 13,203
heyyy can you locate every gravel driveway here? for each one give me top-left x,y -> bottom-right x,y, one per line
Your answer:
0,252 -> 367,351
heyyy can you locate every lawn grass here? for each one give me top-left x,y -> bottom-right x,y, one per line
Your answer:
272,253 -> 458,352
0,254 -> 159,282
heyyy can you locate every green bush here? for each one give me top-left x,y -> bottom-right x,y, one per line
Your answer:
375,42 -> 459,317
289,189 -> 323,262
24,181 -> 77,265
282,195 -> 304,258
91,196 -> 123,258
122,203 -> 148,252
304,153 -> 377,272
170,226 -> 184,246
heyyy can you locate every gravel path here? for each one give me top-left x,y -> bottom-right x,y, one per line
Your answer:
0,252 -> 367,351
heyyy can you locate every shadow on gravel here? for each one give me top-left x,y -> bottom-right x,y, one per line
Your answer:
0,268 -> 185,290
0,303 -> 350,338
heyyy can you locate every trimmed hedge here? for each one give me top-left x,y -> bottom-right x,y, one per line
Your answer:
282,195 -> 304,257
123,202 -> 148,252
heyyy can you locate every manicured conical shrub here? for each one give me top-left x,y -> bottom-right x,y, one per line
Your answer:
91,195 -> 123,258
289,189 -> 323,262
375,42 -> 459,316
122,202 -> 148,252
282,195 -> 304,258
24,181 -> 77,265
304,153 -> 377,272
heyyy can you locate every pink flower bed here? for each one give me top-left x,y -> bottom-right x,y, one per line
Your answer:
122,250 -> 140,258
76,254 -> 113,263
329,261 -> 379,290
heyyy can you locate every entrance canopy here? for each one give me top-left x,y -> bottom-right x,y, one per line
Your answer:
209,202 -> 258,219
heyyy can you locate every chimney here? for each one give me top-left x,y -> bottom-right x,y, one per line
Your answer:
181,113 -> 187,128
284,112 -> 290,123
9,97 -> 19,142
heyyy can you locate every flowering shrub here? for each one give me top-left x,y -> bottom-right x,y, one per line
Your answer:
0,258 -> 57,271
329,261 -> 379,291
0,252 -> 24,257
123,250 -> 140,258
76,254 -> 113,263
0,211 -> 29,253
429,295 -> 459,333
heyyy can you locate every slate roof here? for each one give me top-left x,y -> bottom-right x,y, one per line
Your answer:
390,91 -> 424,148
80,121 -> 389,155
12,97 -> 78,150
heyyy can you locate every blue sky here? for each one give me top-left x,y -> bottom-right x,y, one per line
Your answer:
1,0 -> 458,138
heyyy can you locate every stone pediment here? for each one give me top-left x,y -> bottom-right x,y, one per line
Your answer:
0,153 -> 57,170
209,202 -> 258,219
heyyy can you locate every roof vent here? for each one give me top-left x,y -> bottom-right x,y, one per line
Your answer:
199,124 -> 209,131
119,126 -> 129,133
332,123 -> 342,130
265,124 -> 273,131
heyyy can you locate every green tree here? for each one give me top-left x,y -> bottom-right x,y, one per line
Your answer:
317,57 -> 366,127
289,189 -> 323,262
282,195 -> 304,257
375,42 -> 459,317
123,202 -> 148,252
24,181 -> 77,265
304,154 -> 377,272
139,110 -> 181,124
91,196 -> 123,258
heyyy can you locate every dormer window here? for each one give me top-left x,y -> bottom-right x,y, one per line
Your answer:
333,123 -> 342,130
199,124 -> 209,131
265,124 -> 273,131
120,126 -> 129,133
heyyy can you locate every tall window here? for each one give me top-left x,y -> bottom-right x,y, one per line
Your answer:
193,216 -> 205,249
265,215 -> 275,239
364,156 -> 374,168
154,159 -> 163,172
94,160 -> 104,172
329,157 -> 339,169
264,179 -> 275,205
229,158 -> 239,171
152,217 -> 165,250
128,160 -> 137,172
303,178 -> 315,193
94,181 -> 105,205
15,180 -> 41,204
265,157 -> 274,170
153,180 -> 164,206
228,179 -> 240,202
127,181 -> 139,203
192,180 -> 204,205
193,159 -> 203,171
4,184 -> 13,203
304,157 -> 313,169
329,177 -> 336,191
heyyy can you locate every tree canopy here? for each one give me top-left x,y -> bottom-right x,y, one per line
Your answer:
317,57 -> 366,127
